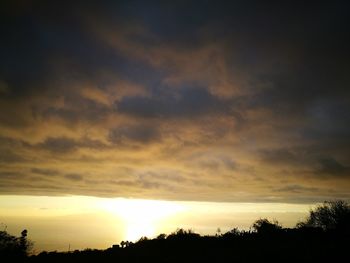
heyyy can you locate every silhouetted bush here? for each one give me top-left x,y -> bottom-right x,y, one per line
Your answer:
297,200 -> 350,233
156,233 -> 167,240
252,218 -> 282,234
0,229 -> 33,258
167,228 -> 200,240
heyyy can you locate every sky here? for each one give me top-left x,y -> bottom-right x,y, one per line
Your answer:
0,0 -> 350,251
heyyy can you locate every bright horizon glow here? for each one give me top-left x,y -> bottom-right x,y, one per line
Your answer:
100,199 -> 187,241
0,195 -> 315,252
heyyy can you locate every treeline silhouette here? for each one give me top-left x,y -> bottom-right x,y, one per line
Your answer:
1,200 -> 349,262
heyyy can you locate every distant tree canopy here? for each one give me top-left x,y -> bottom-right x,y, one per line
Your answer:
251,218 -> 282,234
297,200 -> 350,232
167,228 -> 201,240
0,229 -> 33,257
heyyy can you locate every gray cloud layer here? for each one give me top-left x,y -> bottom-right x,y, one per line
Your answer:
0,1 -> 349,203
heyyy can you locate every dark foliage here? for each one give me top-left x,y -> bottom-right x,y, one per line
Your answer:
297,200 -> 350,233
0,229 -> 33,259
251,218 -> 282,235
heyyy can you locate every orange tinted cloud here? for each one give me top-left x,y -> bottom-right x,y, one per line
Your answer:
0,1 -> 349,203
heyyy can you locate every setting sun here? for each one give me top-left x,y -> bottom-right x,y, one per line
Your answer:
100,199 -> 186,241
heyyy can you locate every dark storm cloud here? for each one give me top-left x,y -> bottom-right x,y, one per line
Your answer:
258,148 -> 350,178
303,99 -> 350,141
116,87 -> 235,118
258,149 -> 301,165
108,124 -> 161,144
316,158 -> 349,177
0,0 -> 160,103
36,137 -> 78,153
274,185 -> 319,194
0,0 -> 349,202
42,98 -> 112,124
35,137 -> 106,153
0,1 -> 117,96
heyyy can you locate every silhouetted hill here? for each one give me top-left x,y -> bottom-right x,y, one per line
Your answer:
26,227 -> 348,263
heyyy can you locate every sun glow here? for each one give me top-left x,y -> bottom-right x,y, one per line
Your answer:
100,199 -> 186,241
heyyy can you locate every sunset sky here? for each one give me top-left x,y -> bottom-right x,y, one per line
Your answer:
0,0 -> 349,252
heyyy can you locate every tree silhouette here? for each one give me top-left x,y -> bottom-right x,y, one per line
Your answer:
252,218 -> 282,234
0,229 -> 33,258
297,200 -> 350,233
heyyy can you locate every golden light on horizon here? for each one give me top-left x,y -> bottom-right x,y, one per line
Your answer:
100,199 -> 186,241
0,195 -> 314,251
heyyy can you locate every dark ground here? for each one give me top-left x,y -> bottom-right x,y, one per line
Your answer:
27,228 -> 349,263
